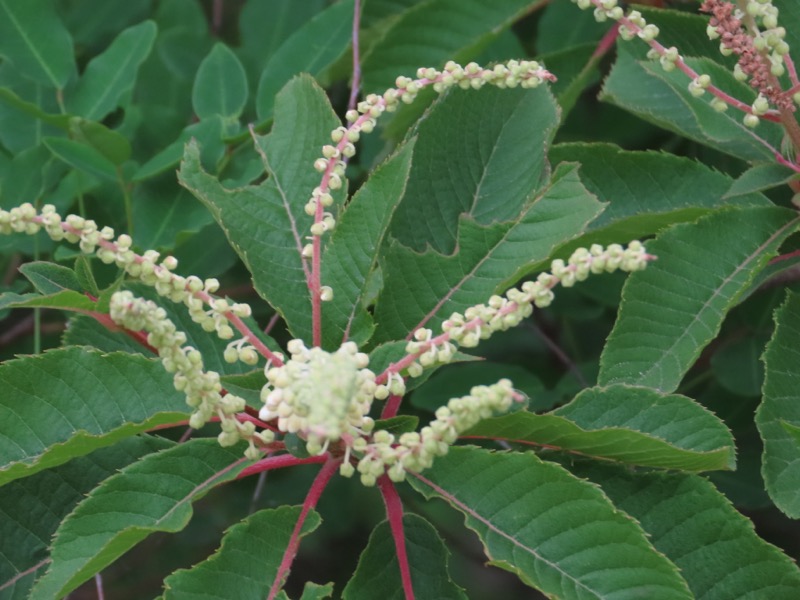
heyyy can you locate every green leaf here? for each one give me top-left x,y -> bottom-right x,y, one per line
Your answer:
180,75 -> 342,341
18,261 -> 81,294
239,0 -> 326,79
160,506 -> 322,600
0,290 -> 94,312
570,462 -> 800,599
62,314 -> 147,355
536,1 -> 607,53
322,140 -> 415,348
757,291 -> 800,517
465,384 -> 735,471
70,118 -> 132,166
74,256 -> 99,296
724,163 -> 799,198
255,0 -> 354,121
343,514 -> 467,599
362,0 -> 534,91
711,336 -> 766,397
28,439 -> 250,600
374,415 -> 420,436
193,42 -> 248,121
599,207 -> 800,392
539,43 -> 603,120
0,0 -> 75,88
548,143 -> 770,249
374,162 -> 604,343
408,447 -> 692,599
391,85 -> 560,254
0,347 -> 189,486
134,116 -> 224,181
0,87 -> 71,130
43,136 -> 118,181
298,582 -> 335,600
602,45 -> 783,162
67,21 -> 157,121
411,362 -> 545,412
0,436 -> 172,600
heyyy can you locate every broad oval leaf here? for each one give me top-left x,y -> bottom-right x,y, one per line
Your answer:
0,347 -> 189,486
599,206 -> 800,393
342,514 -> 467,599
0,436 -> 172,600
0,0 -> 76,89
67,20 -> 157,121
464,384 -> 735,471
757,291 -> 800,518
408,447 -> 692,598
28,439 -> 250,600
160,506 -> 321,600
570,462 -> 800,599
192,42 -> 248,121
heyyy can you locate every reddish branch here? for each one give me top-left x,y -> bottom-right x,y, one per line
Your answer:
267,457 -> 339,600
378,476 -> 414,600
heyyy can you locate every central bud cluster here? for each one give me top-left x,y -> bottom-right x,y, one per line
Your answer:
259,340 -> 378,455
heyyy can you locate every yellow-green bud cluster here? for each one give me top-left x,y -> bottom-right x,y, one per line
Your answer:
109,291 -> 273,459
436,242 -> 650,350
259,340 -> 379,455
350,380 -> 515,486
742,1 -> 790,73
0,204 -> 256,358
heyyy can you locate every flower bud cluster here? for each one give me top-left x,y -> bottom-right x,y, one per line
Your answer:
307,60 -> 556,242
0,203 -> 260,364
258,340 -> 379,455
436,242 -> 650,350
348,379 -> 515,486
109,291 -> 273,459
702,0 -> 794,113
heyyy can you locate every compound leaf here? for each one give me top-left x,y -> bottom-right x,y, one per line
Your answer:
757,291 -> 800,517
408,447 -> 692,599
570,462 -> 800,599
28,439 -> 249,600
160,506 -> 322,600
599,206 -> 800,392
0,348 -> 188,486
0,436 -> 172,600
465,384 -> 735,471
343,514 -> 467,599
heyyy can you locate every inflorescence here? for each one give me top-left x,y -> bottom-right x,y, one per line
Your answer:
1,58 -> 655,486
572,0 -> 796,128
303,59 -> 557,248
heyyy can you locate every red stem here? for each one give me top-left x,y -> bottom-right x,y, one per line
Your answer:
592,22 -> 620,59
238,453 -> 329,479
381,394 -> 404,419
769,248 -> 800,265
347,0 -> 362,114
378,476 -> 414,600
267,458 -> 339,600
